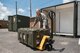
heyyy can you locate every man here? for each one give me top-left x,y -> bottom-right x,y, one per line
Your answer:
32,9 -> 49,29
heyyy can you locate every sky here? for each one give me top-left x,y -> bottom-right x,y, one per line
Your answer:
0,0 -> 63,20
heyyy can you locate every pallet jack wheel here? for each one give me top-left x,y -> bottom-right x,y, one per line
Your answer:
45,44 -> 52,51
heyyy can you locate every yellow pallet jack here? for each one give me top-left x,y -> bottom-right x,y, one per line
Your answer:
36,11 -> 55,51
37,35 -> 50,50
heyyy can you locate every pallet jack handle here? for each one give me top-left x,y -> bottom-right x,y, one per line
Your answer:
37,11 -> 56,51
48,11 -> 56,39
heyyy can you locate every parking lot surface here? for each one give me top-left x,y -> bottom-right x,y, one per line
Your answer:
0,29 -> 80,53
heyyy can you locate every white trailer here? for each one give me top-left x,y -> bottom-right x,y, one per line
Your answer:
41,1 -> 80,37
63,0 -> 80,3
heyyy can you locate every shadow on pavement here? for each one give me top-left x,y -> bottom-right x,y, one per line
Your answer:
52,48 -> 65,52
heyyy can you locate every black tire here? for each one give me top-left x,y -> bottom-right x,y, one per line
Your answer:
46,44 -> 52,51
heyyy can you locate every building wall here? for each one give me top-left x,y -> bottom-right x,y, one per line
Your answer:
0,20 -> 8,28
63,0 -> 80,3
30,18 -> 39,28
30,20 -> 40,28
78,2 -> 80,35
56,7 -> 74,34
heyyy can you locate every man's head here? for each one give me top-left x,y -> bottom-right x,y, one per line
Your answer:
36,9 -> 41,16
36,9 -> 39,12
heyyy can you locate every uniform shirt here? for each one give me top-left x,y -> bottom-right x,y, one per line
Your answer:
41,13 -> 48,29
35,12 -> 48,29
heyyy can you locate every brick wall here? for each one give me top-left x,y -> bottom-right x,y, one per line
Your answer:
0,20 -> 8,28
30,18 -> 40,28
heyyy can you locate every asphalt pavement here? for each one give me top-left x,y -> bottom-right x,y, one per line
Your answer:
0,29 -> 80,53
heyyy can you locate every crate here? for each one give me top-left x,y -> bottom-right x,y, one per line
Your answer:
27,29 -> 38,48
18,28 -> 28,44
18,28 -> 49,48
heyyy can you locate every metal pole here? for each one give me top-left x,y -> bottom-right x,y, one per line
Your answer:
16,1 -> 17,15
30,0 -> 32,17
